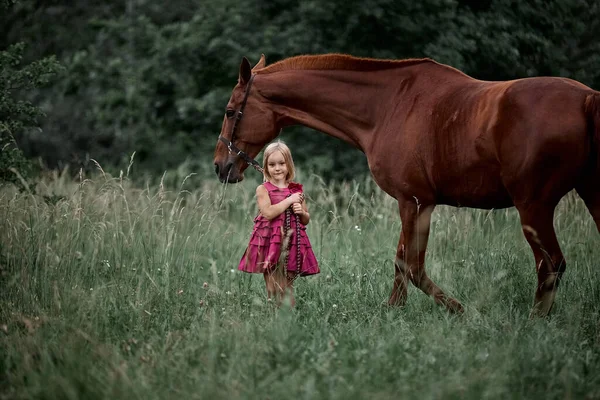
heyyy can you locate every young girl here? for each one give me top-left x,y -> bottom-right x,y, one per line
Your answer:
238,141 -> 319,305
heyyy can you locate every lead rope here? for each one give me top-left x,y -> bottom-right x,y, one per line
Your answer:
282,195 -> 302,277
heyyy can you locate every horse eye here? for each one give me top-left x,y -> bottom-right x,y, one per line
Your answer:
226,109 -> 235,118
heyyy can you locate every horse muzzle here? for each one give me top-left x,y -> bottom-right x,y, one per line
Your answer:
214,160 -> 244,183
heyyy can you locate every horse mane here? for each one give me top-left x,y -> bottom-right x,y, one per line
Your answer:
255,53 -> 457,75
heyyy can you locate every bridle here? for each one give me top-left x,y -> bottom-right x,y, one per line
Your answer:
218,74 -> 264,173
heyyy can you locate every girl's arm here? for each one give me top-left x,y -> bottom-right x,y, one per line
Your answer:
256,185 -> 301,220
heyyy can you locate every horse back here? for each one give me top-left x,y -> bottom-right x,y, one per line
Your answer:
391,74 -> 597,207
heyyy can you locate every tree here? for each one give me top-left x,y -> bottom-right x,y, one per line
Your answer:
0,2 -> 63,189
430,0 -> 600,86
2,0 -> 599,182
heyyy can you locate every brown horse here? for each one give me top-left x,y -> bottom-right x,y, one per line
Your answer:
213,53 -> 600,317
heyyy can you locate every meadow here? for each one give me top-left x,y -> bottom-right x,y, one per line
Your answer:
1,166 -> 599,399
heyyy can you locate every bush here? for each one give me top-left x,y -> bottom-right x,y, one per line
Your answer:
0,41 -> 63,190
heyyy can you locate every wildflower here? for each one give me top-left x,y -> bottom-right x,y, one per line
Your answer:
203,282 -> 208,288
177,290 -> 184,295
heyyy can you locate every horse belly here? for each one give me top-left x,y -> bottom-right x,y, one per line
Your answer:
436,169 -> 513,209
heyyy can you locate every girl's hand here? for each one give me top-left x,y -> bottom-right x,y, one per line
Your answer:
288,192 -> 303,205
292,203 -> 304,215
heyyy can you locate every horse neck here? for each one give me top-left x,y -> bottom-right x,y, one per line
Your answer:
257,68 -> 420,151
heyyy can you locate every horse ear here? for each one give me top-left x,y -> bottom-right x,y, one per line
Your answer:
239,57 -> 252,85
252,54 -> 266,70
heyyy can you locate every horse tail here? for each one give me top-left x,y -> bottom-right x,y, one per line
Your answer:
584,93 -> 600,171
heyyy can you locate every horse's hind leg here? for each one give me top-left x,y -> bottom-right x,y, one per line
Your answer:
576,183 -> 600,233
388,198 -> 463,313
517,203 -> 566,317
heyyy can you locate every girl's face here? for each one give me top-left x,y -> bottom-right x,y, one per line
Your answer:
267,150 -> 288,183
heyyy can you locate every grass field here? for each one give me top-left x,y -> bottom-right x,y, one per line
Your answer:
1,168 -> 599,399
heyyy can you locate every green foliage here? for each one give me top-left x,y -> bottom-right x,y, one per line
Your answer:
429,0 -> 600,83
0,134 -> 32,189
0,42 -> 62,189
1,0 -> 600,181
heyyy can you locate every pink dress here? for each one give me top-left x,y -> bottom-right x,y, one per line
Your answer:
238,181 -> 320,276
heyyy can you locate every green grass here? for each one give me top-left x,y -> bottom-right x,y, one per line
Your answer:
1,168 -> 599,399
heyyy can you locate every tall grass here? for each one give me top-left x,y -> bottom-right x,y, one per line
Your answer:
1,167 -> 599,399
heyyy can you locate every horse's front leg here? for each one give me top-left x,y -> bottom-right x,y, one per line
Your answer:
388,198 -> 463,313
388,229 -> 409,306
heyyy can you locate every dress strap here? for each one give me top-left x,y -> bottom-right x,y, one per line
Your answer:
262,181 -> 278,192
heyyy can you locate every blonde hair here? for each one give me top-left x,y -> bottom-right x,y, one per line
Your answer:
262,140 -> 296,183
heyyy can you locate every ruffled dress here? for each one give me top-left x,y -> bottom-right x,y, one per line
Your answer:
238,181 -> 320,276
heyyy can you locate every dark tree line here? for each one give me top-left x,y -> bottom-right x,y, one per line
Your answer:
2,0 -> 599,182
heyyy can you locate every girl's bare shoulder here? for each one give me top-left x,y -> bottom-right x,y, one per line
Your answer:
256,184 -> 267,194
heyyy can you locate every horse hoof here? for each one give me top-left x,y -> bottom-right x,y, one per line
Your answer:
529,305 -> 552,319
446,299 -> 464,314
387,295 -> 407,307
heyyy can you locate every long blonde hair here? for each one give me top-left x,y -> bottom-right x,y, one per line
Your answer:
262,140 -> 296,183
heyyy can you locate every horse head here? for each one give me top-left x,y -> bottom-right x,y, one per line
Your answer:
213,54 -> 280,183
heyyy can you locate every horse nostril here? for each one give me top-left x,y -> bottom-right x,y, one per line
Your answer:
224,161 -> 233,175
214,163 -> 219,176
